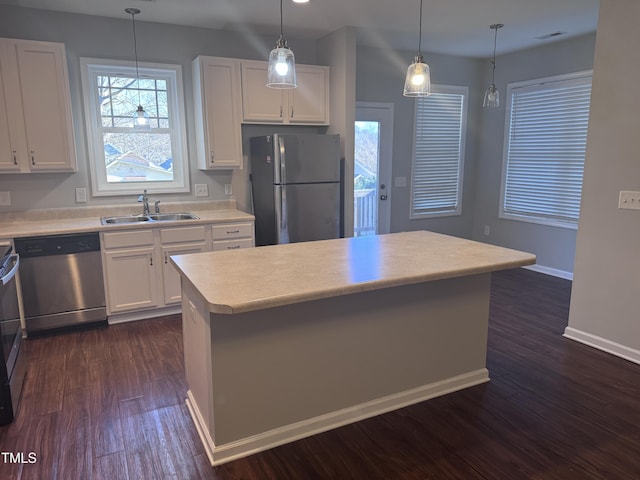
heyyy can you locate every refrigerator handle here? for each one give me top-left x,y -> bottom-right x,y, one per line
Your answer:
277,135 -> 287,185
275,186 -> 290,244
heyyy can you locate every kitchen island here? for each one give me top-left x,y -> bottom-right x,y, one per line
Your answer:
170,231 -> 536,466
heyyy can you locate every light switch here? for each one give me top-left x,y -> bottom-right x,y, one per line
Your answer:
225,184 -> 233,196
394,176 -> 407,188
618,190 -> 640,210
0,191 -> 10,206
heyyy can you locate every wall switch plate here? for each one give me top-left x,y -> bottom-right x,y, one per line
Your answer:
618,190 -> 640,210
0,191 -> 10,206
75,187 -> 87,203
394,176 -> 407,188
195,184 -> 209,197
483,225 -> 491,236
224,184 -> 233,196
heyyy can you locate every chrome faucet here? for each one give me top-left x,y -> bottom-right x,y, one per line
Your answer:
137,189 -> 150,215
154,200 -> 161,214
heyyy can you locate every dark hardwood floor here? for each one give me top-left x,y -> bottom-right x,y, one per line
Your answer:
2,268 -> 640,479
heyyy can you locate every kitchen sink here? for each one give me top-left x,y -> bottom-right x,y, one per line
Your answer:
101,212 -> 199,225
101,215 -> 151,225
147,213 -> 199,221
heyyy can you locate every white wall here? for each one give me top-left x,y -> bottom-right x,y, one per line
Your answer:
356,46 -> 484,238
566,0 -> 640,363
471,33 -> 596,276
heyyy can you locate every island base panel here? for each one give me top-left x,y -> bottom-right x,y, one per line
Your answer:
182,273 -> 492,466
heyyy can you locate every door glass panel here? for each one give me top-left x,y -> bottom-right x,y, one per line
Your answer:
354,121 -> 380,236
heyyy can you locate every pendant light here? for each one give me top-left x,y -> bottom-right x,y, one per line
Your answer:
403,0 -> 431,97
483,23 -> 504,108
267,0 -> 297,89
125,7 -> 150,130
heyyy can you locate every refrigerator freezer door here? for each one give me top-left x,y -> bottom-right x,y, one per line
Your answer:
274,183 -> 342,244
274,134 -> 341,184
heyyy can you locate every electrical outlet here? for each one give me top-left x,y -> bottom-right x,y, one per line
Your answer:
195,184 -> 209,197
483,225 -> 491,236
75,187 -> 87,203
618,191 -> 640,210
0,191 -> 10,206
224,184 -> 233,196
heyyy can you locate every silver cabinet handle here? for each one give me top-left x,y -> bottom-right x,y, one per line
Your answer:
210,150 -> 215,165
31,149 -> 35,165
164,253 -> 168,264
12,150 -> 17,165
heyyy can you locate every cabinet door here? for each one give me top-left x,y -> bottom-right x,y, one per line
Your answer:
15,41 -> 76,171
161,242 -> 208,305
289,65 -> 330,124
240,61 -> 285,123
194,56 -> 243,169
103,246 -> 159,314
0,66 -> 18,171
0,40 -> 26,172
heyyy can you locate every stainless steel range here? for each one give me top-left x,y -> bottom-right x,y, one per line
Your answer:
0,243 -> 25,425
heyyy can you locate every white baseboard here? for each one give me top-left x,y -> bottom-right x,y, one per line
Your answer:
107,305 -> 181,324
186,368 -> 490,467
523,264 -> 573,280
563,327 -> 640,365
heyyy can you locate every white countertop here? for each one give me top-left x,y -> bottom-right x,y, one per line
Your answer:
171,230 -> 536,314
0,204 -> 254,238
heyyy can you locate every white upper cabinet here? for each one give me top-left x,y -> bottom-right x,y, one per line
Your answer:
241,60 -> 330,125
193,56 -> 243,170
0,38 -> 77,173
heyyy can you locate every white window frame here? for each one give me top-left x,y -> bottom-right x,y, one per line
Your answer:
499,70 -> 592,229
409,84 -> 468,219
80,57 -> 190,196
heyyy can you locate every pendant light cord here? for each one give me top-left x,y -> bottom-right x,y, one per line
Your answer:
418,0 -> 423,55
491,26 -> 497,84
280,0 -> 284,39
126,8 -> 142,106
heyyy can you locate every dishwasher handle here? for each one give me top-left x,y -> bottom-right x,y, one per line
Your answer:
1,254 -> 19,285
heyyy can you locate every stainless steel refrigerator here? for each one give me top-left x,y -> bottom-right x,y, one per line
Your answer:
250,133 -> 343,246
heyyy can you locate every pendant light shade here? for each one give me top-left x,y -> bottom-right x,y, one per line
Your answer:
483,23 -> 503,108
403,0 -> 431,97
125,7 -> 150,130
267,0 -> 297,89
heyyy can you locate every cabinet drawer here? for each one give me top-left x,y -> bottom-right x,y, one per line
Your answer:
212,238 -> 254,251
102,230 -> 154,249
160,226 -> 206,244
212,222 -> 253,240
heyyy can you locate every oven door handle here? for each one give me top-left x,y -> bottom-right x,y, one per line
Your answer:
1,254 -> 19,285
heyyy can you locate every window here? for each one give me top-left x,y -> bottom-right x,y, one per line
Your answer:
410,85 -> 468,218
80,58 -> 189,196
500,71 -> 592,228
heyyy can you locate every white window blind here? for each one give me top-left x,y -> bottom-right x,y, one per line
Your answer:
410,85 -> 467,218
501,72 -> 592,227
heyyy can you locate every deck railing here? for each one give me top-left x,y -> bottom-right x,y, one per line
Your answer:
354,189 -> 377,236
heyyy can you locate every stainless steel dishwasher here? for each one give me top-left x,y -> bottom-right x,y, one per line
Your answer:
14,232 -> 106,334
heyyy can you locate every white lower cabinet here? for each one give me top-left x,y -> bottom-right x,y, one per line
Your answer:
160,226 -> 208,305
101,221 -> 254,317
212,222 -> 255,251
102,230 -> 159,314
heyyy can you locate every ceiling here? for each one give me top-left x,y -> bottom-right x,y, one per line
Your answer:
1,0 -> 600,58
